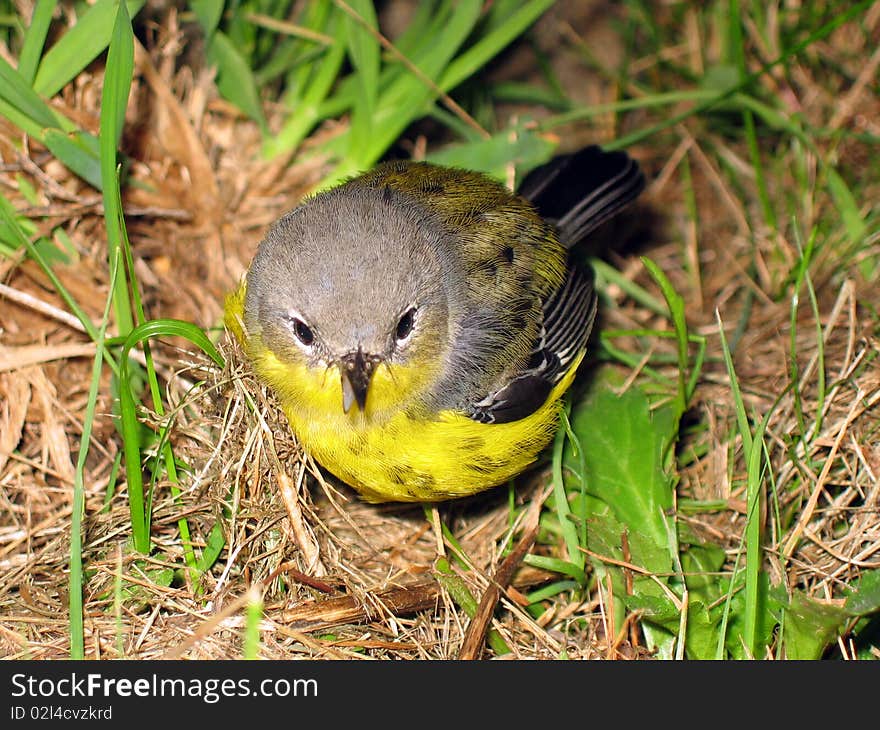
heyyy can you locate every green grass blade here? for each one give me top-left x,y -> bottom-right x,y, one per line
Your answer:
118,345 -> 149,553
800,233 -> 825,442
43,129 -> 103,190
340,0 -> 379,164
0,53 -> 59,128
426,126 -> 555,180
715,310 -> 752,456
103,5 -> 134,148
539,90 -> 714,133
826,167 -> 867,247
208,30 -> 269,132
589,257 -> 668,317
0,97 -> 45,139
69,244 -> 120,659
641,256 -> 689,413
34,0 -> 145,97
100,0 -> 135,339
434,557 -> 511,656
118,318 -> 224,570
438,0 -> 555,91
100,1 -> 146,552
123,319 -> 225,367
0,193 -> 118,373
728,0 -> 776,235
17,0 -> 57,85
380,0 -> 482,109
243,587 -> 263,659
610,0 -> 876,151
262,10 -> 347,158
743,410 -> 769,657
0,54 -> 104,187
523,554 -> 586,582
321,0 -> 485,182
550,407 -> 584,574
190,0 -> 225,39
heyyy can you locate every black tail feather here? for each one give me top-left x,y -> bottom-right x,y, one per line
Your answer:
517,145 -> 645,249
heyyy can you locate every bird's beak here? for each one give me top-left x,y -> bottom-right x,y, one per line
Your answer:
340,347 -> 377,413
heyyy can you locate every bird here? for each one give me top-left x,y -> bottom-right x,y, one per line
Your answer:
224,144 -> 645,503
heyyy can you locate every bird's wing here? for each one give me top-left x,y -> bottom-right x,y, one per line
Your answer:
467,263 -> 597,424
517,145 -> 646,249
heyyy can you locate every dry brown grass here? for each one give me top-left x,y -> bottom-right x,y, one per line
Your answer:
1,2 -> 878,660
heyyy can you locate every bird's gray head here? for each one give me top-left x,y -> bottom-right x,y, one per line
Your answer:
244,182 -> 459,413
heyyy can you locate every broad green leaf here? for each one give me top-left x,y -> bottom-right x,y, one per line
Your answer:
682,601 -> 721,660
782,591 -> 848,660
625,592 -> 680,625
844,570 -> 880,616
681,542 -> 727,599
111,565 -> 175,612
566,367 -> 677,552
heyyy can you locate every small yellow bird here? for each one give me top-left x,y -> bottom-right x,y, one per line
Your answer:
225,145 -> 644,502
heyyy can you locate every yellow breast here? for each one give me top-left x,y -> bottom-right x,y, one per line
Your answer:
257,347 -> 582,503
226,283 -> 582,503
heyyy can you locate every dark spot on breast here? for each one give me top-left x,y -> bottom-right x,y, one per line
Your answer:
348,436 -> 367,457
462,436 -> 485,452
388,463 -> 415,485
503,246 -> 515,263
387,464 -> 437,490
382,185 -> 394,203
465,458 -> 505,475
505,441 -> 528,456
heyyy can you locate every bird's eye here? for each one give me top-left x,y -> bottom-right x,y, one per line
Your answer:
291,318 -> 314,346
396,307 -> 416,342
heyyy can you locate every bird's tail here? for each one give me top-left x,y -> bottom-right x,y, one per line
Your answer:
517,145 -> 645,250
